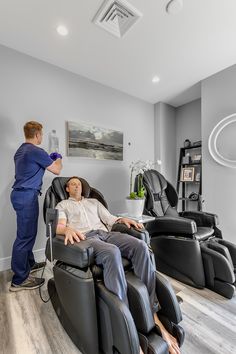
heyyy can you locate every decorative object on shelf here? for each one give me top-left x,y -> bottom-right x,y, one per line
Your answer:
182,152 -> 191,164
192,154 -> 201,163
192,140 -> 202,147
208,113 -> 236,168
195,172 -> 201,182
67,121 -> 123,160
184,139 -> 191,148
180,167 -> 195,182
188,192 -> 199,201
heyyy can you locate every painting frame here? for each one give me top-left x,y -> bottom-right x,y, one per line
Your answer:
67,121 -> 123,161
181,167 -> 195,182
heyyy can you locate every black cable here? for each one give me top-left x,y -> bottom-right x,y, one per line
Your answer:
38,258 -> 56,303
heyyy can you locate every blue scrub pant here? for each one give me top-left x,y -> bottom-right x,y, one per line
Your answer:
11,189 -> 39,284
85,230 -> 157,312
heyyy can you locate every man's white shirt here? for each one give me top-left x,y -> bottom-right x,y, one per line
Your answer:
56,197 -> 119,234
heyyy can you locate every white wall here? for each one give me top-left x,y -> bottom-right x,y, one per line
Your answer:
154,102 -> 176,185
202,64 -> 236,244
0,45 -> 154,270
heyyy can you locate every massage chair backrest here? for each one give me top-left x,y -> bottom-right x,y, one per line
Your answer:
43,176 -> 108,222
142,169 -> 179,217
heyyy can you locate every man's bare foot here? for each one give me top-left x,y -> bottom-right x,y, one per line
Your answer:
160,328 -> 180,354
153,313 -> 180,354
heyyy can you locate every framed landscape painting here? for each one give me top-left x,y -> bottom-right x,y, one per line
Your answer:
67,121 -> 123,160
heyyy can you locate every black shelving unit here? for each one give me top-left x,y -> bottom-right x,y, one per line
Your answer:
177,143 -> 202,211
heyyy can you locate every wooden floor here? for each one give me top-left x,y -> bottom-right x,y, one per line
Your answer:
0,266 -> 235,354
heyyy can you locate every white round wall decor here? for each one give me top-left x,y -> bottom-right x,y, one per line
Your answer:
208,113 -> 236,168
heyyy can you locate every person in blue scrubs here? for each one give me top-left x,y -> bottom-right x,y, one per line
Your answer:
10,121 -> 62,291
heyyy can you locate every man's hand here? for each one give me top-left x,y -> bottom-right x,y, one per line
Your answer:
49,152 -> 62,161
64,227 -> 86,245
117,217 -> 144,230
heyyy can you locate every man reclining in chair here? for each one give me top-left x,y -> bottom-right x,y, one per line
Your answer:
55,176 -> 180,354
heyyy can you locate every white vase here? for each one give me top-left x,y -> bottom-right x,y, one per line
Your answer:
126,198 -> 145,218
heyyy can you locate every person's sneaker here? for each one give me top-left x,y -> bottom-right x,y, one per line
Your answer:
9,275 -> 45,292
30,261 -> 46,273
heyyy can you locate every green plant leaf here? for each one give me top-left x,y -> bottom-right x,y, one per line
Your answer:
129,192 -> 137,199
137,186 -> 145,198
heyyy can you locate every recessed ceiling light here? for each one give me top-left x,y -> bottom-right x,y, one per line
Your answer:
56,25 -> 69,36
152,76 -> 160,83
166,0 -> 183,15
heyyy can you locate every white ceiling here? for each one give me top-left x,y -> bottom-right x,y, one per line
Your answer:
0,0 -> 236,106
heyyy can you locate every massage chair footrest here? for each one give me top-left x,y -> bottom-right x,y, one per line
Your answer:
200,239 -> 236,299
139,331 -> 168,354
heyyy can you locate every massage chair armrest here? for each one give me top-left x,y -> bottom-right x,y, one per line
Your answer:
45,235 -> 94,268
145,217 -> 197,237
111,223 -> 150,244
180,211 -> 219,228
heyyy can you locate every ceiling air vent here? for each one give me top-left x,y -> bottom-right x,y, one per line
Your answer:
93,0 -> 142,38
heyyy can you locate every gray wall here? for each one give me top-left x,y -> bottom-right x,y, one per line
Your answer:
154,102 -> 176,185
202,64 -> 236,243
176,99 -> 201,162
175,99 -> 201,210
0,45 -> 154,270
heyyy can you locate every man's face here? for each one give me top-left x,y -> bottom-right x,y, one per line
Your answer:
66,178 -> 82,199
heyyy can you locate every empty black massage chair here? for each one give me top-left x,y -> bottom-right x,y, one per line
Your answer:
139,169 -> 236,299
43,177 -> 185,354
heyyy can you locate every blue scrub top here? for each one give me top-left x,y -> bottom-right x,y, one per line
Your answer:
12,143 -> 53,191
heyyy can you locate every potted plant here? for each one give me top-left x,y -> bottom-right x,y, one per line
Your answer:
126,160 -> 153,217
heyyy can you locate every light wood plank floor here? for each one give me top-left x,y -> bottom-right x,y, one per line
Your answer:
0,266 -> 235,354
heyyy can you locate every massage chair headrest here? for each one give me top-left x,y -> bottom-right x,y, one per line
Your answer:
43,176 -> 108,222
51,176 -> 91,202
143,170 -> 167,200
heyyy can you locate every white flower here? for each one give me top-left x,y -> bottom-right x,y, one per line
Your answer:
129,160 -> 154,198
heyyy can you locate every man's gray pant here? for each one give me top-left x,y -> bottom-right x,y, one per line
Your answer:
85,230 -> 156,312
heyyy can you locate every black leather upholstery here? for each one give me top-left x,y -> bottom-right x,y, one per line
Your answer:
44,176 -> 185,353
141,169 -> 236,299
43,176 -> 108,221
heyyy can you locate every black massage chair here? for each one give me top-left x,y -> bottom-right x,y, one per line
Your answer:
139,169 -> 236,299
43,177 -> 185,354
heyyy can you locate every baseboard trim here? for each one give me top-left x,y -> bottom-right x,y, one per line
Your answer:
0,248 -> 45,272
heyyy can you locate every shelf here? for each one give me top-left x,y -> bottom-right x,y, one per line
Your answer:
177,143 -> 202,211
181,162 -> 201,166
182,144 -> 201,150
178,181 -> 200,183
178,197 -> 199,201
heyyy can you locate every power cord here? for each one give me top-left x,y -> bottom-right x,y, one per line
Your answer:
38,258 -> 56,303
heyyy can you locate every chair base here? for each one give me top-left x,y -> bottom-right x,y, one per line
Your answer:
151,235 -> 236,299
49,264 -> 99,354
151,236 -> 205,289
